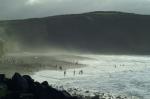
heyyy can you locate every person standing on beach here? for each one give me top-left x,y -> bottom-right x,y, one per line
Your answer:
59,66 -> 62,70
114,65 -> 117,68
64,70 -> 66,76
79,70 -> 83,75
80,70 -> 83,75
73,70 -> 75,76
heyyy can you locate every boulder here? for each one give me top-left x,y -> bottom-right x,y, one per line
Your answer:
12,73 -> 29,91
0,73 -> 79,99
22,75 -> 34,92
0,74 -> 5,82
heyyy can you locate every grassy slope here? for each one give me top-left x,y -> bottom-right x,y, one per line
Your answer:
0,11 -> 150,54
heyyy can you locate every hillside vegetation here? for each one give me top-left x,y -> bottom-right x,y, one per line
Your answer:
0,11 -> 150,54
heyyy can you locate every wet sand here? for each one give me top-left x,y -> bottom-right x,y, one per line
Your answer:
0,53 -> 86,77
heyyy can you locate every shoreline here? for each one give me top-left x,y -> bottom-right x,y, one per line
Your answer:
0,53 -> 149,99
0,73 -> 138,99
0,54 -> 86,77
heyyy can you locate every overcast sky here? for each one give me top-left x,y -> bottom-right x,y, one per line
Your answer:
0,0 -> 150,20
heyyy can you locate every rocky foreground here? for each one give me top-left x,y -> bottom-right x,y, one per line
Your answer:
0,73 -> 78,99
0,73 -> 132,99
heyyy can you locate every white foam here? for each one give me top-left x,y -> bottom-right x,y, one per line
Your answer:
32,54 -> 150,99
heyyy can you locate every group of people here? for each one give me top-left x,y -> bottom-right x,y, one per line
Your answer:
64,70 -> 83,76
0,56 -> 45,67
114,64 -> 125,68
0,56 -> 24,65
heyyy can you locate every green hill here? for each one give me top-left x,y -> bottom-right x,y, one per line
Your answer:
0,11 -> 150,54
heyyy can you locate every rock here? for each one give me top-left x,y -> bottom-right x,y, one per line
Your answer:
0,83 -> 7,98
22,75 -> 34,92
0,74 -> 5,82
41,81 -> 49,86
0,73 -> 79,99
5,91 -> 20,99
5,79 -> 13,90
19,93 -> 34,99
22,75 -> 34,83
62,90 -> 72,98
12,73 -> 29,91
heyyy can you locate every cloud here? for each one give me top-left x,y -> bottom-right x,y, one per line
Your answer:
0,0 -> 150,20
26,0 -> 40,5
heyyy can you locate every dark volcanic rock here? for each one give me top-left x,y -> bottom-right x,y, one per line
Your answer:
12,73 -> 29,91
0,74 -> 5,82
0,73 -> 77,99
